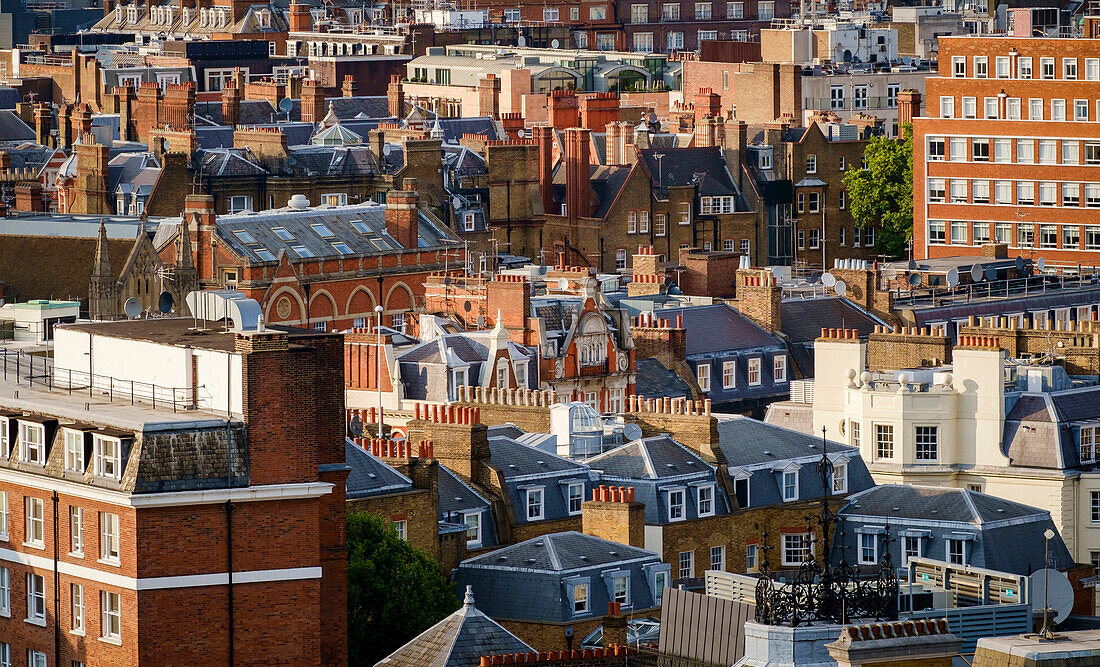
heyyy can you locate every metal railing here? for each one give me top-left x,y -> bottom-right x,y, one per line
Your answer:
0,349 -> 197,414
891,271 -> 1100,309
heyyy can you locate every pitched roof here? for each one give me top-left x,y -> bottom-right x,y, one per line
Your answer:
376,587 -> 533,667
345,441 -> 412,499
841,485 -> 1044,524
637,147 -> 738,197
781,297 -> 881,343
635,358 -> 692,400
587,436 -> 713,480
659,304 -> 780,355
715,416 -> 857,468
460,531 -> 656,572
487,436 -> 588,478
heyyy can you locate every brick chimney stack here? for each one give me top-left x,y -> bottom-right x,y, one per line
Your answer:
342,75 -> 357,98
301,80 -> 326,123
407,405 -> 491,487
387,75 -> 404,118
57,104 -> 73,150
898,89 -> 922,126
33,103 -> 50,146
477,73 -> 500,118
384,178 -> 420,250
72,103 -> 93,138
579,92 -> 619,131
184,194 -> 216,281
534,125 -> 555,215
486,275 -> 531,331
693,88 -> 722,126
287,1 -> 311,31
724,113 -> 747,189
736,269 -> 782,332
582,485 -> 645,548
14,182 -> 45,212
163,82 -> 196,130
548,89 -> 579,131
71,133 -> 110,215
564,127 -> 592,219
606,121 -> 623,166
222,82 -> 242,126
115,86 -> 135,142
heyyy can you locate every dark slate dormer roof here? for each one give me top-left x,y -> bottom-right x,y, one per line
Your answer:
716,416 -> 855,468
376,587 -> 533,667
1003,393 -> 1074,470
5,144 -> 55,173
1050,385 -> 1100,422
588,436 -> 713,480
0,111 -> 35,143
487,436 -> 588,478
345,440 -> 412,499
461,531 -> 656,573
200,148 -> 267,177
194,99 -> 278,126
437,465 -> 492,517
635,358 -> 692,400
780,297 -> 882,343
324,96 -> 390,120
590,165 -> 632,219
659,304 -> 779,355
107,152 -> 160,195
637,147 -> 737,196
841,485 -> 1041,524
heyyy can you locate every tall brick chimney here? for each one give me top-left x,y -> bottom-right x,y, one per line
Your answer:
135,82 -> 161,143
898,89 -> 922,126
407,406 -> 491,487
342,75 -> 357,98
385,178 -> 420,249
287,0 -> 311,31
33,103 -> 50,146
57,104 -> 73,150
387,75 -> 404,118
222,82 -> 241,126
736,269 -> 782,332
115,86 -> 135,142
534,125 -> 555,215
694,88 -> 722,125
72,103 -> 93,138
477,74 -> 500,118
184,194 -> 216,281
163,83 -> 196,130
486,275 -> 531,331
301,80 -> 326,124
548,89 -> 579,130
606,121 -> 623,166
579,92 -> 618,131
631,312 -> 688,375
71,134 -> 110,215
564,127 -> 592,219
14,182 -> 45,213
582,485 -> 645,548
724,114 -> 747,190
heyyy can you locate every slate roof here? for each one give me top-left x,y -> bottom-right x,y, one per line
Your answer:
587,436 -> 713,480
461,531 -> 656,573
488,436 -> 587,478
345,440 -> 412,499
715,416 -> 854,468
107,152 -> 160,195
659,304 -> 780,355
438,465 -> 492,517
635,358 -> 692,400
781,297 -> 882,343
324,96 -> 390,120
5,144 -> 55,173
1002,393 -> 1075,470
0,111 -> 34,143
636,147 -> 739,198
841,485 -> 1042,523
195,100 -> 279,126
1051,386 -> 1100,422
376,588 -> 533,667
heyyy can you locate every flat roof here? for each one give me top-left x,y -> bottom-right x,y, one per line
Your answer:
59,318 -> 324,353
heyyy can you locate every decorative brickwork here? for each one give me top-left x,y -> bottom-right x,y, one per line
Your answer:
866,325 -> 951,371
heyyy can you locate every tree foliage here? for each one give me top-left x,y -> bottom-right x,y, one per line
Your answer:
347,512 -> 461,665
842,125 -> 913,258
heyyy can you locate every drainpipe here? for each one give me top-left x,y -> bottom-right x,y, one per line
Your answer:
52,491 -> 60,667
226,499 -> 235,666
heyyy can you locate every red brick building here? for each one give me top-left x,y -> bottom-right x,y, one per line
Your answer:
913,34 -> 1100,266
0,313 -> 347,665
158,183 -> 464,332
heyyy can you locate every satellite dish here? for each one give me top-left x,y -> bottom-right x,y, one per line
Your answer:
908,273 -> 923,287
1029,569 -> 1074,624
623,423 -> 643,441
1037,257 -> 1047,271
162,138 -> 171,152
517,35 -> 526,47
1015,256 -> 1026,272
476,315 -> 486,328
124,297 -> 142,319
278,97 -> 294,114
822,272 -> 837,288
551,39 -> 560,49
970,264 -> 984,282
835,280 -> 847,297
985,266 -> 998,281
557,278 -> 569,290
348,415 -> 363,436
452,195 -> 463,209
463,300 -> 472,313
946,268 -> 959,288
517,129 -> 526,138
157,291 -> 174,315
907,259 -> 917,271
382,144 -> 393,156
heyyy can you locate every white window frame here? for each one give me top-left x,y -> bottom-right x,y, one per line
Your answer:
722,360 -> 736,389
678,550 -> 694,578
903,535 -> 923,565
747,358 -> 761,386
64,429 -> 84,473
831,462 -> 847,494
567,483 -> 584,515
94,435 -> 121,480
19,422 -> 45,466
773,355 -> 787,383
858,533 -> 878,564
946,538 -> 966,565
26,572 -> 45,625
71,583 -> 85,635
70,506 -> 83,557
915,425 -> 939,461
0,491 -> 7,542
99,512 -> 120,565
572,581 -> 589,614
101,590 -> 121,643
697,485 -> 715,517
525,488 -> 544,521
0,567 -> 8,618
24,497 -> 44,549
462,511 -> 482,547
782,470 -> 798,501
710,545 -> 725,572
696,362 -> 711,393
781,533 -> 813,566
668,488 -> 686,522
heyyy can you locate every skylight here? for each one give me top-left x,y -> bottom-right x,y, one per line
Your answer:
255,248 -> 276,261
332,242 -> 354,255
272,227 -> 294,241
311,223 -> 335,238
233,230 -> 256,244
350,221 -> 370,234
291,245 -> 315,258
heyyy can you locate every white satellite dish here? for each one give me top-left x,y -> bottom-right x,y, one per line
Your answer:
1037,257 -> 1047,271
1029,568 -> 1074,624
970,264 -> 984,282
623,423 -> 643,441
946,268 -> 959,288
382,144 -> 393,156
124,297 -> 142,319
476,315 -> 486,328
551,39 -> 560,49
452,195 -> 463,208
822,272 -> 837,288
557,278 -> 569,290
835,280 -> 847,297
517,129 -> 526,138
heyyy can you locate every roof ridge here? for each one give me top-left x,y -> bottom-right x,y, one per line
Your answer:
544,533 -> 562,570
959,487 -> 983,525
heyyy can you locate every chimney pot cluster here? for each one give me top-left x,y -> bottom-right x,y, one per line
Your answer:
593,485 -> 636,503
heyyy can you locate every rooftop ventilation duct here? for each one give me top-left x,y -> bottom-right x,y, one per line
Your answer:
185,290 -> 264,332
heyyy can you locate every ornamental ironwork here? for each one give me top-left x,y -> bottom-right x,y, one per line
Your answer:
753,428 -> 899,627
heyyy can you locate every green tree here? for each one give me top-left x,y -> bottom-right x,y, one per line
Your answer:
347,512 -> 461,665
843,125 -> 913,259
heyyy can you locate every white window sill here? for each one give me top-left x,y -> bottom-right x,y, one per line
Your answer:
98,635 -> 122,646
23,542 -> 45,551
698,512 -> 715,518
0,609 -> 9,618
25,616 -> 47,627
71,628 -> 85,637
69,551 -> 84,559
0,534 -> 8,542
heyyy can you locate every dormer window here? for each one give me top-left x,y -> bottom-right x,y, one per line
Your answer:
525,488 -> 544,520
19,422 -> 45,466
127,6 -> 137,23
64,429 -> 85,473
93,435 -> 121,480
668,488 -> 685,521
697,484 -> 715,517
0,416 -> 10,457
115,5 -> 123,22
782,469 -> 798,501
